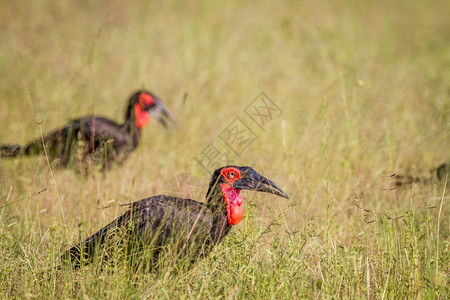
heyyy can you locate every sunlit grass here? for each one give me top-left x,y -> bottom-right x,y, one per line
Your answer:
0,0 -> 449,298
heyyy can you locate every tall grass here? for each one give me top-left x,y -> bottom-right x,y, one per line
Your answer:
0,0 -> 449,298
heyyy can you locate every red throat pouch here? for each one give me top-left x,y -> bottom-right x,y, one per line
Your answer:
134,104 -> 150,128
221,184 -> 244,225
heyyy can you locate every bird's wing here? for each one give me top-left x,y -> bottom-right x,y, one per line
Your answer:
23,119 -> 83,156
77,117 -> 136,165
23,116 -> 131,168
74,117 -> 129,146
61,195 -> 213,268
131,196 -> 214,254
24,117 -> 126,153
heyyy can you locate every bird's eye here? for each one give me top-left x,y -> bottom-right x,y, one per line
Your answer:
220,168 -> 240,181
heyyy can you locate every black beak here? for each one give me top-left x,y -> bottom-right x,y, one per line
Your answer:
146,98 -> 177,129
233,169 -> 289,199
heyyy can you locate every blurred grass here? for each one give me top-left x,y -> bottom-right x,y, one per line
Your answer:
0,0 -> 449,298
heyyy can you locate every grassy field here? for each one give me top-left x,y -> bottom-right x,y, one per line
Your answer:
0,0 -> 449,298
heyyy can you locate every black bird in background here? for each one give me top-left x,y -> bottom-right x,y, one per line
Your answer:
61,166 -> 288,269
394,161 -> 449,186
0,90 -> 176,172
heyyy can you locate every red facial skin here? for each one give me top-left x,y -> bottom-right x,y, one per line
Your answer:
220,167 -> 244,225
134,93 -> 154,129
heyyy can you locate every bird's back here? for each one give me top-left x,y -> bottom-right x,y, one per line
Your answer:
63,195 -> 214,269
23,116 -> 137,171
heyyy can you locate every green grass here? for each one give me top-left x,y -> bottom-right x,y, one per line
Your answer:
0,0 -> 449,298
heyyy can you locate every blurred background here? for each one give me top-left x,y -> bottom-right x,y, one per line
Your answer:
0,0 -> 448,298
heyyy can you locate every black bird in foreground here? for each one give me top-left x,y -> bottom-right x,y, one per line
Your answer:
393,161 -> 449,187
61,166 -> 288,270
0,90 -> 176,172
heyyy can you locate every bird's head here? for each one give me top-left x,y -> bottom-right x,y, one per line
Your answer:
207,166 -> 288,226
128,90 -> 176,129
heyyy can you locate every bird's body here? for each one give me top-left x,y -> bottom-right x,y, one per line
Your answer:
23,116 -> 139,170
61,166 -> 288,269
64,196 -> 220,268
394,161 -> 449,187
1,90 -> 175,172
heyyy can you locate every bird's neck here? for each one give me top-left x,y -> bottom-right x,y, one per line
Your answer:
205,183 -> 233,244
122,105 -> 142,146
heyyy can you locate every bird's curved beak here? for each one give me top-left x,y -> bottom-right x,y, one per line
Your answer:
233,170 -> 289,199
146,98 -> 177,129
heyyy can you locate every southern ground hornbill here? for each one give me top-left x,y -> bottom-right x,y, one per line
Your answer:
393,161 -> 449,186
0,90 -> 176,172
61,166 -> 288,270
